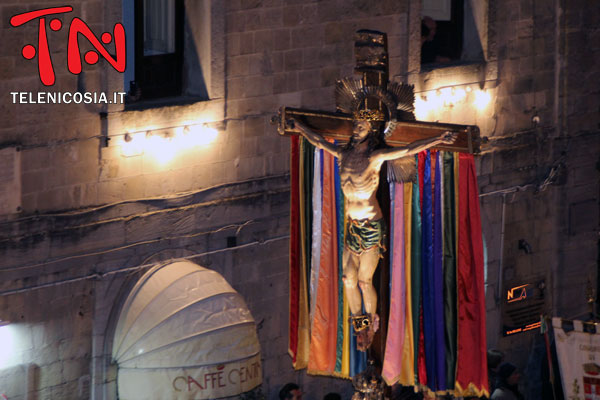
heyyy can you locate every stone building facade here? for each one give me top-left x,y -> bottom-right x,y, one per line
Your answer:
0,0 -> 598,399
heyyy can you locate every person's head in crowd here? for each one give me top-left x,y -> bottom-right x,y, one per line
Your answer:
324,393 -> 342,400
498,362 -> 521,387
279,383 -> 302,400
488,348 -> 504,371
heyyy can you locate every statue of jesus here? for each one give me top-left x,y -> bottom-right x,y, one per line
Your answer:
290,116 -> 457,350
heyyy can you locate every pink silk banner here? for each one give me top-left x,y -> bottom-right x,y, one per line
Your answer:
383,182 -> 406,383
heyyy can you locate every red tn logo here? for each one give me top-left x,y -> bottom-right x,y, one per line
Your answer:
10,6 -> 126,86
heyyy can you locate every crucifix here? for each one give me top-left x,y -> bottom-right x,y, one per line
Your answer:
274,30 -> 481,355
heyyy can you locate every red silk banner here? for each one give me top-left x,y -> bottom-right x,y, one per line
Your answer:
455,154 -> 489,397
288,136 -> 300,364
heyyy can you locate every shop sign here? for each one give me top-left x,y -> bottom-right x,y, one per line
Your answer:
117,354 -> 262,400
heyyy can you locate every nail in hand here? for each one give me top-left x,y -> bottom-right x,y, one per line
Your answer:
440,131 -> 458,144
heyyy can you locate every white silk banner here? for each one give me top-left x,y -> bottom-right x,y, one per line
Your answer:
309,148 -> 322,321
553,317 -> 600,400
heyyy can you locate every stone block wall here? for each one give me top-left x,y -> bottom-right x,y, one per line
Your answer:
223,0 -> 412,190
402,3 -> 599,394
474,3 -> 599,395
0,0 -> 598,399
0,282 -> 93,399
1,176 -> 332,399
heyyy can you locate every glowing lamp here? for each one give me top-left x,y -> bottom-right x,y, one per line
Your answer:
145,131 -> 177,165
119,123 -> 219,164
414,96 -> 431,120
121,132 -> 144,157
454,88 -> 466,103
474,89 -> 491,110
183,124 -> 218,146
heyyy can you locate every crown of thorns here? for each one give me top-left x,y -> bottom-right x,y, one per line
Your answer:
353,109 -> 386,121
335,77 -> 415,136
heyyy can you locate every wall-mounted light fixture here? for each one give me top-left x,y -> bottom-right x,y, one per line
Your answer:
518,239 -> 532,254
473,89 -> 491,111
414,81 -> 495,120
121,132 -> 144,157
183,124 -> 218,146
119,122 -> 219,164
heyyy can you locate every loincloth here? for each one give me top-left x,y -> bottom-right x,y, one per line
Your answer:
345,218 -> 386,256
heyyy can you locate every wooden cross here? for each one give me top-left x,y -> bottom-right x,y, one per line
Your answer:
273,30 -> 482,154
275,29 -> 481,366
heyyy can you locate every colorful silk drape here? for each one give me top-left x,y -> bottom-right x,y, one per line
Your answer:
382,151 -> 488,397
289,141 -> 487,396
290,138 -> 366,378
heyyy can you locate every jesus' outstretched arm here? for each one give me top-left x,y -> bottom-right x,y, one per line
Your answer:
288,119 -> 342,158
371,131 -> 458,162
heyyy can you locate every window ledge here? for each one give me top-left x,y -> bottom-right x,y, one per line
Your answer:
123,95 -> 209,112
408,60 -> 498,92
420,59 -> 484,73
106,97 -> 225,137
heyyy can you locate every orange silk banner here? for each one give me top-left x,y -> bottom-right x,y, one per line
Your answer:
308,151 -> 338,374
